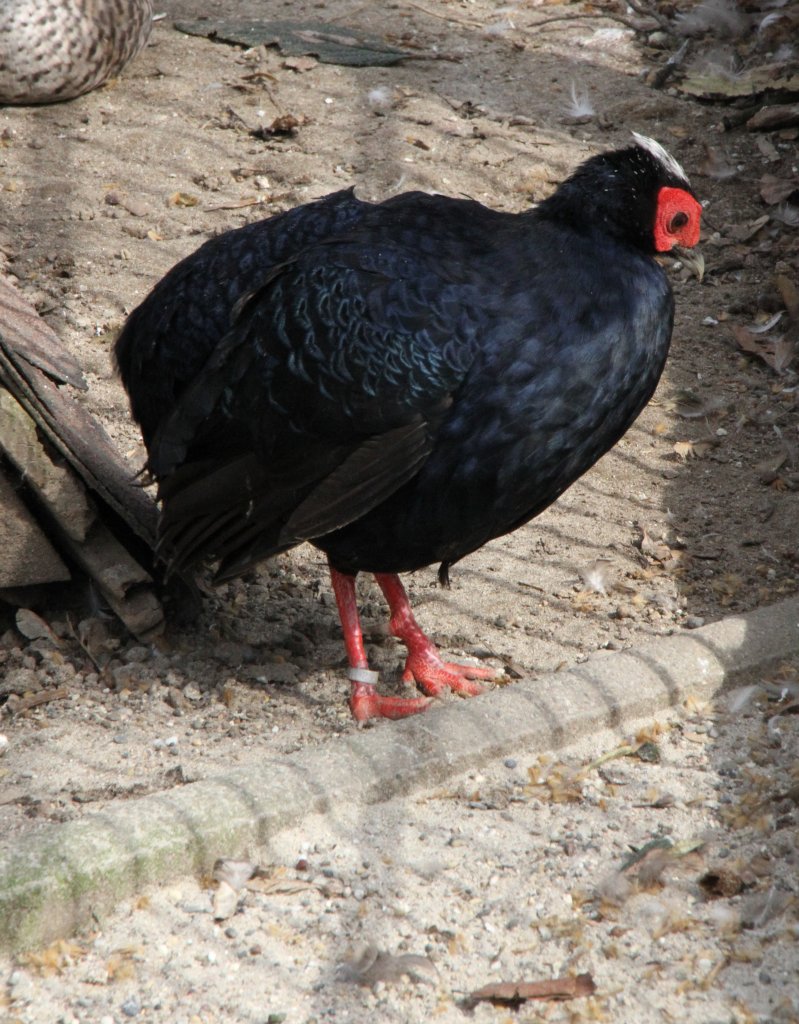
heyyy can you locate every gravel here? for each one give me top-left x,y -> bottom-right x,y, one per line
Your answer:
2,679 -> 797,1024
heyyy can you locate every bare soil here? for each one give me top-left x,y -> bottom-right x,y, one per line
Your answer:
0,0 -> 798,1018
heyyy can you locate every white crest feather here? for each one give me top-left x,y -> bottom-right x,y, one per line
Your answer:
631,132 -> 690,185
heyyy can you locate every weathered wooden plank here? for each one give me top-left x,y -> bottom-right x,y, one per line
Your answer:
0,275 -> 86,388
0,467 -> 70,587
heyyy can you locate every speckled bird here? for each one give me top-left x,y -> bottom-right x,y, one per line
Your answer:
0,0 -> 152,104
115,135 -> 702,722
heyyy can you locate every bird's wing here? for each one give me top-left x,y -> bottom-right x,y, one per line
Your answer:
149,238 -> 481,575
115,188 -> 367,447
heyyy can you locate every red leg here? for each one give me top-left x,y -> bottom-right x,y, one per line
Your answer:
374,572 -> 496,698
328,563 -> 432,722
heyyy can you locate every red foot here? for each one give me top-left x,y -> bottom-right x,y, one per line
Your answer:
349,681 -> 433,723
329,563 -> 499,724
401,646 -> 494,698
375,572 -> 498,699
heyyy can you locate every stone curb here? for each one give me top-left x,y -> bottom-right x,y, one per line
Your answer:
2,595 -> 797,954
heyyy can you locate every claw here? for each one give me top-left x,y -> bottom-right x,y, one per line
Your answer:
376,571 -> 498,699
349,681 -> 433,722
401,649 -> 493,697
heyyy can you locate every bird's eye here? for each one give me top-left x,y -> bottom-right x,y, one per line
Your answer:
669,211 -> 689,232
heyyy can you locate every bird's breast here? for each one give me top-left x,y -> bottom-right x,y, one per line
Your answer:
319,251 -> 673,575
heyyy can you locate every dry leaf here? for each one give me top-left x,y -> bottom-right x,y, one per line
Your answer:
727,215 -> 769,242
731,323 -> 795,373
75,616 -> 115,668
470,972 -> 596,1005
168,191 -> 199,207
106,946 -> 143,982
776,274 -> 799,321
673,438 -> 719,460
637,524 -> 676,561
760,175 -> 798,206
253,114 -> 307,138
15,608 -> 60,645
22,939 -> 86,975
649,792 -> 677,809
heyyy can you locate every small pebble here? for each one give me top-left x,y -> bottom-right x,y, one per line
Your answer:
8,970 -> 36,1003
504,758 -> 517,769
120,996 -> 141,1017
181,901 -> 210,914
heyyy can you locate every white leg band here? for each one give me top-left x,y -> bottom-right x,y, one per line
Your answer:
348,668 -> 380,685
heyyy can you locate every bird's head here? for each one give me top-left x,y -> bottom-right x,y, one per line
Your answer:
543,133 -> 702,255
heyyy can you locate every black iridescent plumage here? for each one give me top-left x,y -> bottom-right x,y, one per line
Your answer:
115,137 -> 700,720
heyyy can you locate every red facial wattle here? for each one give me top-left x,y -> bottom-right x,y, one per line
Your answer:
654,186 -> 702,252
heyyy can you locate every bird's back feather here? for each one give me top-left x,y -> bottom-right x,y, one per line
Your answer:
116,142 -> 692,581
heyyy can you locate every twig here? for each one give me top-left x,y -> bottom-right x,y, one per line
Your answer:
722,105 -> 762,131
392,0 -> 484,27
651,38 -> 692,89
7,687 -> 69,714
67,612 -> 104,672
528,12 -> 652,31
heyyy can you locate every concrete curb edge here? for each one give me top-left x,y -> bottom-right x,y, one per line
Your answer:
1,594 -> 797,953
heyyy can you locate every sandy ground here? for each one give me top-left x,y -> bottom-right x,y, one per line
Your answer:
1,0 -> 798,1019
3,687 -> 799,1023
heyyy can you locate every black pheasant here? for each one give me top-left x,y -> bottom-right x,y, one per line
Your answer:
115,134 -> 701,721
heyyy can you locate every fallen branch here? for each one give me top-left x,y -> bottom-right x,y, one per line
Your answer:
6,687 -> 69,715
